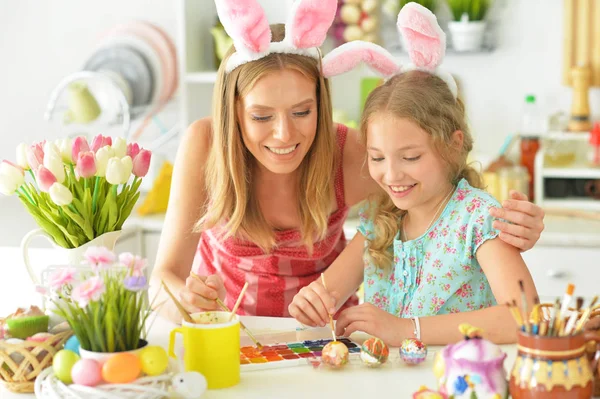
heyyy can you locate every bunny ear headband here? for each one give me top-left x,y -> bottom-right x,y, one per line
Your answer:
216,0 -> 337,74
321,2 -> 458,99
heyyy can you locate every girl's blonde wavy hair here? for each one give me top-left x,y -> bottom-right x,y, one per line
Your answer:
195,24 -> 336,253
359,70 -> 483,269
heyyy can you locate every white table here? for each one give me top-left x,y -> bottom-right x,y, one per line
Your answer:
1,315 -> 518,399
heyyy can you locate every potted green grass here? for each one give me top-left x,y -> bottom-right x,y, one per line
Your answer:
446,0 -> 491,51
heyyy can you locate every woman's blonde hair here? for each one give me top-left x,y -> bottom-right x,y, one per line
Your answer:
195,24 -> 336,253
359,71 -> 483,269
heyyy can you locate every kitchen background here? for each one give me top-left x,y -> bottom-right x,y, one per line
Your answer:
1,0 -> 600,309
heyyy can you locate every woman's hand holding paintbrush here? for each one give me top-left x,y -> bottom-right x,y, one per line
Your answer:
179,273 -> 227,312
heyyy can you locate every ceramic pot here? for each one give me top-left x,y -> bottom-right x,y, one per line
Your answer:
448,21 -> 486,52
79,339 -> 148,366
509,330 -> 600,398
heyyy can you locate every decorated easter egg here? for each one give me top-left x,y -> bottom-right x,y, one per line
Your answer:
400,338 -> 427,365
321,341 -> 349,368
71,358 -> 102,387
102,353 -> 141,383
360,337 -> 389,367
53,349 -> 80,384
139,345 -> 169,376
64,335 -> 80,355
412,386 -> 448,399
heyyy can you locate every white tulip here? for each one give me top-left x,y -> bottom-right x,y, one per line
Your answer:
105,156 -> 132,185
0,161 -> 25,196
95,146 -> 114,177
43,150 -> 65,183
16,143 -> 29,169
112,137 -> 127,158
43,141 -> 60,157
57,138 -> 73,163
49,183 -> 73,206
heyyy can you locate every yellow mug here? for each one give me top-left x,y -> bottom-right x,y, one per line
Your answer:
169,311 -> 240,389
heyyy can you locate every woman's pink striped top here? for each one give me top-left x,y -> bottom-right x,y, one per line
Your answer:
191,124 -> 357,316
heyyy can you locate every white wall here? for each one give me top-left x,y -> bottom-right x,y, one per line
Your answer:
0,0 -> 598,246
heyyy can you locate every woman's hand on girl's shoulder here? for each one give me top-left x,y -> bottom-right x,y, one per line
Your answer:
335,303 -> 410,347
488,190 -> 545,252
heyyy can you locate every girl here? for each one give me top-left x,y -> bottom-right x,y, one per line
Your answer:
151,0 -> 544,323
288,3 -> 538,344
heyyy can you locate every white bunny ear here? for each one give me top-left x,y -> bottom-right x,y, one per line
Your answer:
215,0 -> 272,56
322,41 -> 401,78
286,0 -> 337,48
397,2 -> 446,71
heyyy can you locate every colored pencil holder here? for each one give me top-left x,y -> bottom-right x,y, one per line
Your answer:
509,330 -> 600,398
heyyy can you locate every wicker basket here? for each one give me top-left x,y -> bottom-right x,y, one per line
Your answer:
0,330 -> 72,393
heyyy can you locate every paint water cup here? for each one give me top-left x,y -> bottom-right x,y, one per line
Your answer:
169,311 -> 240,389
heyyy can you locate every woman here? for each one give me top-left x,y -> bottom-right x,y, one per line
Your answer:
150,1 -> 544,323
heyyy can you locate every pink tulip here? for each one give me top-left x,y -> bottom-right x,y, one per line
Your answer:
119,252 -> 147,277
26,141 -> 45,170
71,136 -> 90,162
35,166 -> 57,192
132,149 -> 152,177
72,276 -> 105,308
127,143 -> 140,159
90,135 -> 112,152
75,151 -> 96,179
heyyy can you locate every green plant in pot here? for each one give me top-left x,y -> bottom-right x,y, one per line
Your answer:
399,0 -> 436,12
446,0 -> 491,52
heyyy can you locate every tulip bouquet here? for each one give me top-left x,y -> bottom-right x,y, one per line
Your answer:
0,134 -> 152,248
44,246 -> 155,352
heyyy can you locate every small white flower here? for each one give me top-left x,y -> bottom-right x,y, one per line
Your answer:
16,143 -> 29,169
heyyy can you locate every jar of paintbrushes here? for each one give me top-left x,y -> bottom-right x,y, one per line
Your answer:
508,282 -> 600,398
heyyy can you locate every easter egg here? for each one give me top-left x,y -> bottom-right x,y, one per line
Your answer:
53,349 -> 80,384
64,335 -> 80,355
360,337 -> 389,367
321,341 -> 349,368
102,353 -> 141,383
400,338 -> 427,365
71,359 -> 102,387
139,345 -> 169,376
26,332 -> 54,343
171,372 -> 207,399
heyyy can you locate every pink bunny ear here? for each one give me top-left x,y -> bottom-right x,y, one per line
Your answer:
215,0 -> 272,54
286,0 -> 337,48
397,2 -> 446,70
322,41 -> 400,78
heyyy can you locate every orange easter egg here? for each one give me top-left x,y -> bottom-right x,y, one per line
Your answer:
101,353 -> 141,383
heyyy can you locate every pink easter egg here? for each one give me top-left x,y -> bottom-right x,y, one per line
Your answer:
26,332 -> 54,343
71,359 -> 102,387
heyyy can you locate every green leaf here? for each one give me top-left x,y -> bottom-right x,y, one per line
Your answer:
116,191 -> 140,230
19,197 -> 70,247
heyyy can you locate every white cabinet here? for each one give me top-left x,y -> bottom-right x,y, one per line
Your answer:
522,246 -> 599,301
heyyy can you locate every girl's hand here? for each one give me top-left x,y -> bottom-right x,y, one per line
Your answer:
489,190 -> 545,252
179,274 -> 226,313
335,303 -> 409,347
288,281 -> 338,328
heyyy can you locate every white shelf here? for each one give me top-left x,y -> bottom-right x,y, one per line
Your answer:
541,198 -> 600,212
542,165 -> 600,179
185,72 -> 218,84
545,131 -> 591,140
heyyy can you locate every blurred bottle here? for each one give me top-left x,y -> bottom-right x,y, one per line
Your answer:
519,95 -> 544,200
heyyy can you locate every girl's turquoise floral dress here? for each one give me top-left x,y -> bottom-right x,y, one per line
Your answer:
358,179 -> 501,318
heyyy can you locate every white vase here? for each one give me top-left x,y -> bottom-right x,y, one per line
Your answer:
79,339 -> 148,366
21,229 -> 122,285
448,21 -> 486,52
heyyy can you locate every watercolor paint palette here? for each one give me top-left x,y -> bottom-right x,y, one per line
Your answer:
240,337 -> 361,371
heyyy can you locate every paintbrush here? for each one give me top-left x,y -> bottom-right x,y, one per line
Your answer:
228,282 -> 248,322
518,280 -> 530,333
530,296 -> 541,335
573,296 -> 599,334
562,297 -> 583,336
189,272 -> 263,350
548,298 -> 561,336
161,280 -> 194,323
321,273 -> 337,342
507,301 -> 524,330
